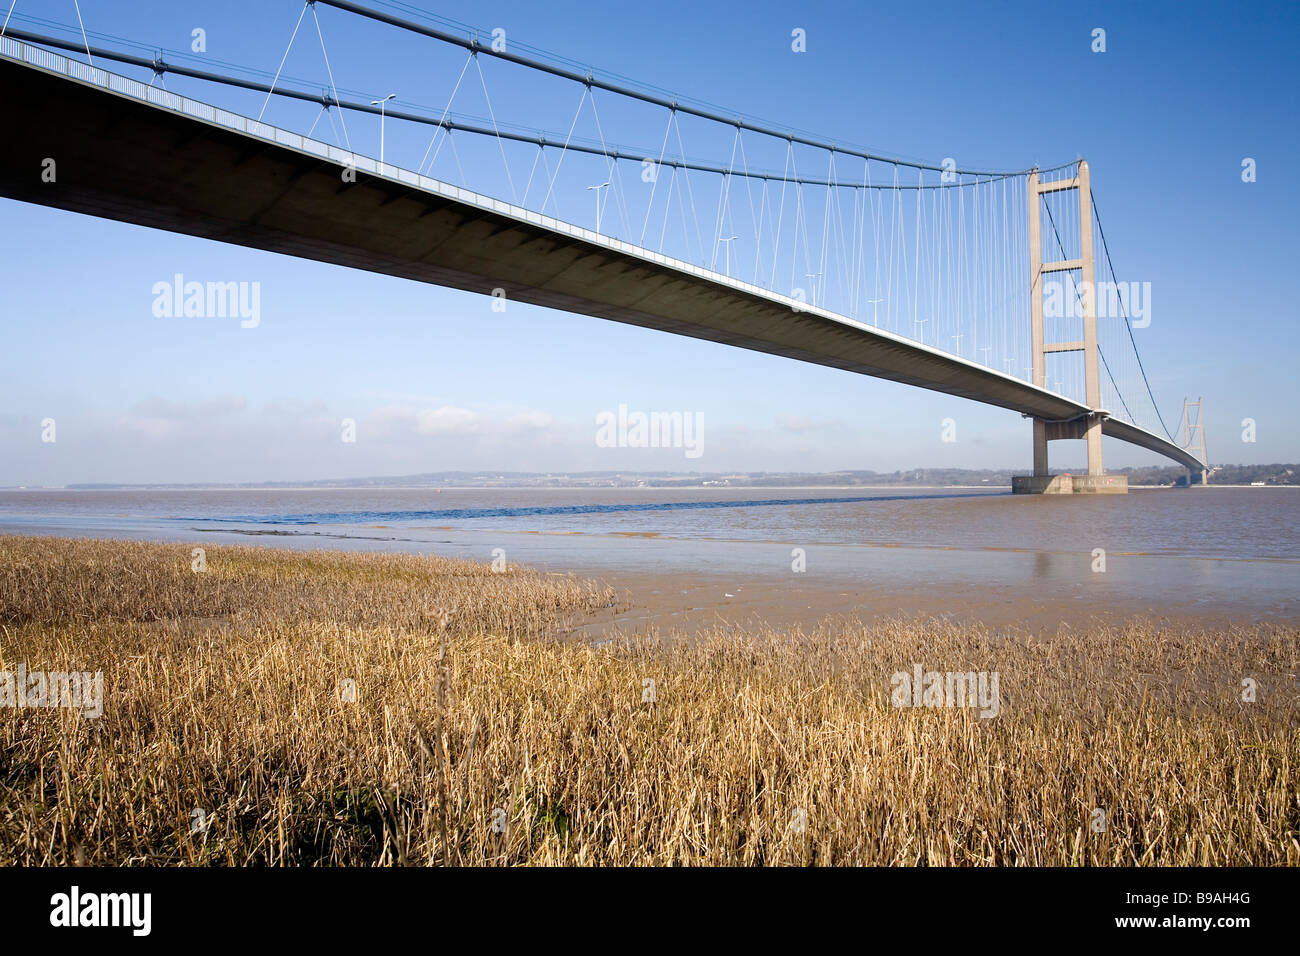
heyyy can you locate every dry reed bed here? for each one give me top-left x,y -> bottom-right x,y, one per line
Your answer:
0,535 -> 1296,866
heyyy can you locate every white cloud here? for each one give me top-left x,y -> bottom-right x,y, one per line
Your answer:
117,395 -> 247,441
369,404 -> 557,441
415,406 -> 481,436
504,410 -> 555,431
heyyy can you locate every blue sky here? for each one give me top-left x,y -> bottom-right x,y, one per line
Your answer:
2,0 -> 1297,485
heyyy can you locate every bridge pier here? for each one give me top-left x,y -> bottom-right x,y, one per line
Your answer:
1014,162 -> 1126,495
1012,473 -> 1128,494
1014,417 -> 1129,493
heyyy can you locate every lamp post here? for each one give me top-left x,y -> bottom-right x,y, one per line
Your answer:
370,93 -> 395,166
864,297 -> 884,326
804,272 -> 822,308
587,181 -> 610,233
718,235 -> 738,275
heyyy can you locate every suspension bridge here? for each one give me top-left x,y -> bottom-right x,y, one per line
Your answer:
0,1 -> 1208,492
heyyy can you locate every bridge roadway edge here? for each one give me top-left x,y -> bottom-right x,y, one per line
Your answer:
0,54 -> 1203,479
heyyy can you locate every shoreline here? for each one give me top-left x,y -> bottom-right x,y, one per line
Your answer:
565,566 -> 1292,638
7,483 -> 1298,491
3,483 -> 1296,632
4,528 -> 1295,633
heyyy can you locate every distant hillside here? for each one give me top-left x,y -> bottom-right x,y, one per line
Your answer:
50,464 -> 1299,490
1112,463 -> 1297,486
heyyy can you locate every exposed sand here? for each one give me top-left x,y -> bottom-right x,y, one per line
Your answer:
563,566 -> 1290,639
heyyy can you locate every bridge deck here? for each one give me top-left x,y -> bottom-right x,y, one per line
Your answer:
0,48 -> 1203,473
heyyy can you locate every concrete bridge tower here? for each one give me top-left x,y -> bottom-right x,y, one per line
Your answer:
1013,160 -> 1128,495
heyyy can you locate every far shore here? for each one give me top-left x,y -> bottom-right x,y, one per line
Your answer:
6,482 -> 1295,492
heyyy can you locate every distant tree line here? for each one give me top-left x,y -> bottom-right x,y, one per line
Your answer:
59,463 -> 1299,490
1112,463 -> 1298,486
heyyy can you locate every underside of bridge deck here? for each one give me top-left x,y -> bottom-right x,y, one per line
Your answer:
0,53 -> 1205,478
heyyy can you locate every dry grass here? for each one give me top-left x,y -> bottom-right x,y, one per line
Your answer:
1,534 -> 1296,866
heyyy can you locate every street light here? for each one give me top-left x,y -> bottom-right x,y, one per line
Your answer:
804,272 -> 822,308
587,181 -> 610,233
865,297 -> 884,326
718,235 -> 738,275
370,93 -> 395,166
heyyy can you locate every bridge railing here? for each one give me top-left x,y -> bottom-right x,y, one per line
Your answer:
0,38 -> 844,318
1,33 -> 1063,395
0,39 -> 595,253
2,23 -> 1193,461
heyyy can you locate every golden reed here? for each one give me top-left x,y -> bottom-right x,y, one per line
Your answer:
1,536 -> 1295,865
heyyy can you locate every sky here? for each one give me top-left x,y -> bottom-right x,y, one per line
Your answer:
1,0 -> 1297,485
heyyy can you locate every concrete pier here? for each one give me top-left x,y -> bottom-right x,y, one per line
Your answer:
1012,474 -> 1128,495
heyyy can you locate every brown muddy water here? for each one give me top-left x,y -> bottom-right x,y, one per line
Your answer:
1,485 -> 1296,630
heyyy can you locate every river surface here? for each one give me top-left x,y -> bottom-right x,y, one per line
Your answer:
1,486 -> 1296,625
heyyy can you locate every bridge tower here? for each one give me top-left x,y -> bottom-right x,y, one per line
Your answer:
1013,160 -> 1127,494
1181,397 -> 1209,485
